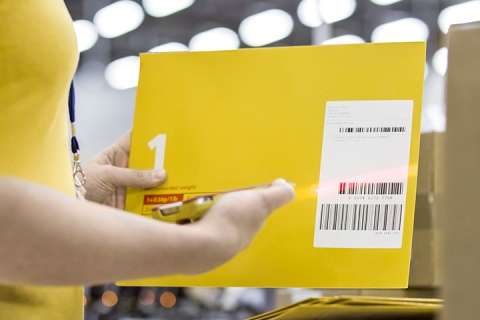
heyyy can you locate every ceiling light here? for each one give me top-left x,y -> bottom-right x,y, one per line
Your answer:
105,56 -> 140,90
370,0 -> 402,6
73,20 -> 98,52
297,0 -> 323,28
371,18 -> 429,42
432,47 -> 448,76
149,42 -> 189,52
189,27 -> 240,51
438,0 -> 480,34
239,9 -> 294,47
142,0 -> 195,18
319,0 -> 356,24
93,0 -> 144,38
322,34 -> 365,45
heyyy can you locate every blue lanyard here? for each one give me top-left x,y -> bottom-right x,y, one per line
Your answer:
68,81 -> 80,154
68,81 -> 86,192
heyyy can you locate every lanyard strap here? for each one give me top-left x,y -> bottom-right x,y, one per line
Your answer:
68,81 -> 80,154
68,81 -> 86,192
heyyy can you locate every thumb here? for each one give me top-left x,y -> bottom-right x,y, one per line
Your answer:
256,179 -> 296,213
106,166 -> 167,189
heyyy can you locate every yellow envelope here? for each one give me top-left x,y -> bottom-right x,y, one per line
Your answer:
122,42 -> 426,288
247,296 -> 442,320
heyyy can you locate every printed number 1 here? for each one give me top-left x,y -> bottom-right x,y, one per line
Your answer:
148,134 -> 167,170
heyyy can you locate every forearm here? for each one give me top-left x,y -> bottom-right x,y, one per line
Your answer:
0,177 -> 218,286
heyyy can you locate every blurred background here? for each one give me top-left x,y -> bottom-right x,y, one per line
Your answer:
63,0 -> 479,319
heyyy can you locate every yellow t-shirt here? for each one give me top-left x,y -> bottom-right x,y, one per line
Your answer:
0,0 -> 83,318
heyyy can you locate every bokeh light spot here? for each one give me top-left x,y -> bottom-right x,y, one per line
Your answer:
101,290 -> 118,307
139,289 -> 156,306
160,291 -> 176,308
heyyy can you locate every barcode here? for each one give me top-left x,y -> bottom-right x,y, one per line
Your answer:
339,127 -> 406,133
319,204 -> 403,231
338,182 -> 404,195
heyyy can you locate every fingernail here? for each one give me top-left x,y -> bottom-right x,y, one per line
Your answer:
153,169 -> 166,179
272,178 -> 284,185
273,179 -> 296,198
276,179 -> 295,188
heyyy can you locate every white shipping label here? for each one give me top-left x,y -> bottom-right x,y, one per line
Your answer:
314,100 -> 414,248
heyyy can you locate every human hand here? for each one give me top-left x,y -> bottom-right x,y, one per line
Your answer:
186,179 -> 295,274
82,131 -> 167,209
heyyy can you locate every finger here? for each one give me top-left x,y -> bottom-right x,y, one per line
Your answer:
115,131 -> 133,153
106,166 -> 167,189
192,179 -> 296,261
208,178 -> 295,221
255,179 -> 296,213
